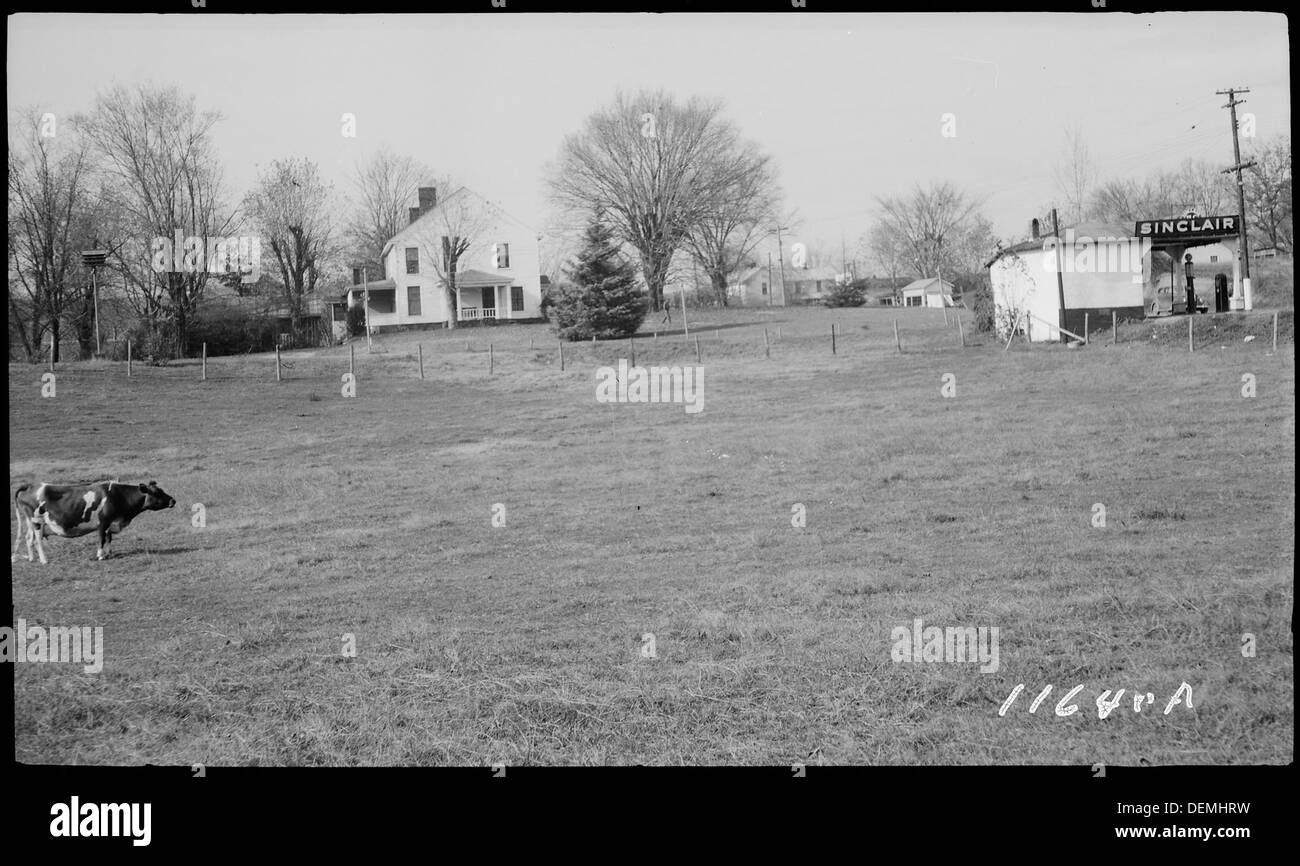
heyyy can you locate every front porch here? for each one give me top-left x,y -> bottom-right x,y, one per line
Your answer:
454,269 -> 519,323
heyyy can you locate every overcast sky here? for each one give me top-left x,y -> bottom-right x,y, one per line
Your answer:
8,12 -> 1290,270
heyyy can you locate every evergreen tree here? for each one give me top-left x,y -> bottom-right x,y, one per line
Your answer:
548,217 -> 647,341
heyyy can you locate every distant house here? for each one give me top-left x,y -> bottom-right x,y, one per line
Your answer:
899,277 -> 957,308
865,286 -> 900,306
340,185 -> 543,331
725,263 -> 844,306
726,265 -> 777,306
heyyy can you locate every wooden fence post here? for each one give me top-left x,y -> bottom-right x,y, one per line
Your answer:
1188,315 -> 1194,352
894,319 -> 901,353
489,343 -> 494,375
764,327 -> 770,359
630,336 -> 635,367
350,343 -> 355,376
276,345 -> 282,381
957,314 -> 965,348
418,343 -> 424,379
127,339 -> 132,377
1273,311 -> 1279,352
694,334 -> 701,364
1112,311 -> 1117,345
202,342 -> 207,381
559,339 -> 564,371
1084,313 -> 1089,346
831,323 -> 837,355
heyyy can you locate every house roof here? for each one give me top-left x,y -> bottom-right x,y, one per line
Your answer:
455,269 -> 517,288
381,186 -> 538,259
900,276 -> 956,294
985,222 -> 1134,268
340,278 -> 397,300
785,265 -> 840,283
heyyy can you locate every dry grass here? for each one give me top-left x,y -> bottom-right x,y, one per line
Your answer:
9,304 -> 1294,765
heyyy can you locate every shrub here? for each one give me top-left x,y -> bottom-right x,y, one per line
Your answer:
186,306 -> 277,357
345,302 -> 367,338
972,278 -> 995,332
823,280 -> 867,307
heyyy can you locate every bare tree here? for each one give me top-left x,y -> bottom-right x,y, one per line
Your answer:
680,140 -> 780,306
1053,126 -> 1095,225
77,83 -> 234,358
1174,158 -> 1234,217
343,147 -> 435,277
1087,172 -> 1179,226
413,186 -> 497,330
1245,135 -> 1292,251
7,108 -> 94,362
875,182 -> 988,280
244,157 -> 337,344
549,89 -> 752,312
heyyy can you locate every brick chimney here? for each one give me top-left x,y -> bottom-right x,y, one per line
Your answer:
418,186 -> 437,214
409,207 -> 421,225
1031,218 -> 1041,240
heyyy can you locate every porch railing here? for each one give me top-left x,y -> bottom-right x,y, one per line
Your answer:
459,307 -> 497,321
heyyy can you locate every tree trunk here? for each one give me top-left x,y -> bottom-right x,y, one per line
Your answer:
51,317 -> 61,363
175,304 -> 188,359
444,282 -> 457,330
711,271 -> 729,307
10,297 -> 33,360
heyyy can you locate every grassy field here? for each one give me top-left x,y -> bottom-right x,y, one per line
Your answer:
9,304 -> 1294,766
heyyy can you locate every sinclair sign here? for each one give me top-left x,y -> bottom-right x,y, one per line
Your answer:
1135,215 -> 1239,243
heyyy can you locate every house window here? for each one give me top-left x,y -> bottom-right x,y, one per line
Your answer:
352,267 -> 362,285
494,243 -> 510,269
406,247 -> 419,274
761,282 -> 768,295
369,291 -> 395,314
511,285 -> 524,312
407,286 -> 421,317
906,295 -> 922,307
1210,255 -> 1218,263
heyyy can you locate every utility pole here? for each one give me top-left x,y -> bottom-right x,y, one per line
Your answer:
1217,86 -> 1256,310
362,265 -> 373,353
775,224 -> 789,306
841,230 -> 847,279
1052,208 -> 1067,342
767,252 -> 773,306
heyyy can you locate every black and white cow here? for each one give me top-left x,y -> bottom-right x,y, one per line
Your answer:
12,480 -> 176,564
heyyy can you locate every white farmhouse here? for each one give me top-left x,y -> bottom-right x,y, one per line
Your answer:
341,185 -> 543,331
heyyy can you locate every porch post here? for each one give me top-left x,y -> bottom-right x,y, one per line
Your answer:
455,285 -> 462,324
